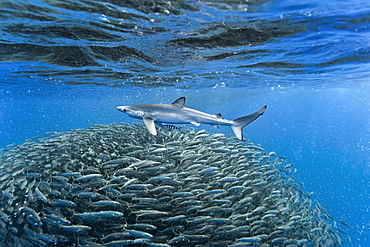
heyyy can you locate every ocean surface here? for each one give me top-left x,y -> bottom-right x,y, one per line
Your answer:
0,0 -> 369,246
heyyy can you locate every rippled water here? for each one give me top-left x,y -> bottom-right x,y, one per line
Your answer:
0,0 -> 369,246
1,0 -> 370,88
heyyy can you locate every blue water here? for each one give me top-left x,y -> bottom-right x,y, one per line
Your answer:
1,0 -> 369,246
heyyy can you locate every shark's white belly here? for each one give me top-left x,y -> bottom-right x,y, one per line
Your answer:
146,106 -> 233,126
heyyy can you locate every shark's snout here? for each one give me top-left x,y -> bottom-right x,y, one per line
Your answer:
116,106 -> 126,112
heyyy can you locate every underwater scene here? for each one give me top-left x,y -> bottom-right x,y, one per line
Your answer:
0,0 -> 369,246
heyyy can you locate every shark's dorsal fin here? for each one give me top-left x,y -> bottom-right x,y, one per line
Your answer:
172,97 -> 186,108
215,114 -> 223,119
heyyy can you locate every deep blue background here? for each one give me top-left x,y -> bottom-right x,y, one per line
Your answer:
1,0 -> 370,245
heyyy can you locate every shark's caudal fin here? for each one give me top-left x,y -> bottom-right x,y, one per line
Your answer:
231,105 -> 267,140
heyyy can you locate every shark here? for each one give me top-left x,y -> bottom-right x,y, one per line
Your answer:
116,97 -> 267,140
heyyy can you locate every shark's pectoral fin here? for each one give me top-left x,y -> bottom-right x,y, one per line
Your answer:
143,117 -> 157,135
191,122 -> 201,126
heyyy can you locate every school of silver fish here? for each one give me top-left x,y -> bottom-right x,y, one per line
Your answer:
0,123 -> 351,246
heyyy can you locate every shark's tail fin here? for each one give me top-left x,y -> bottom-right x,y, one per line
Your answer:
231,105 -> 267,140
